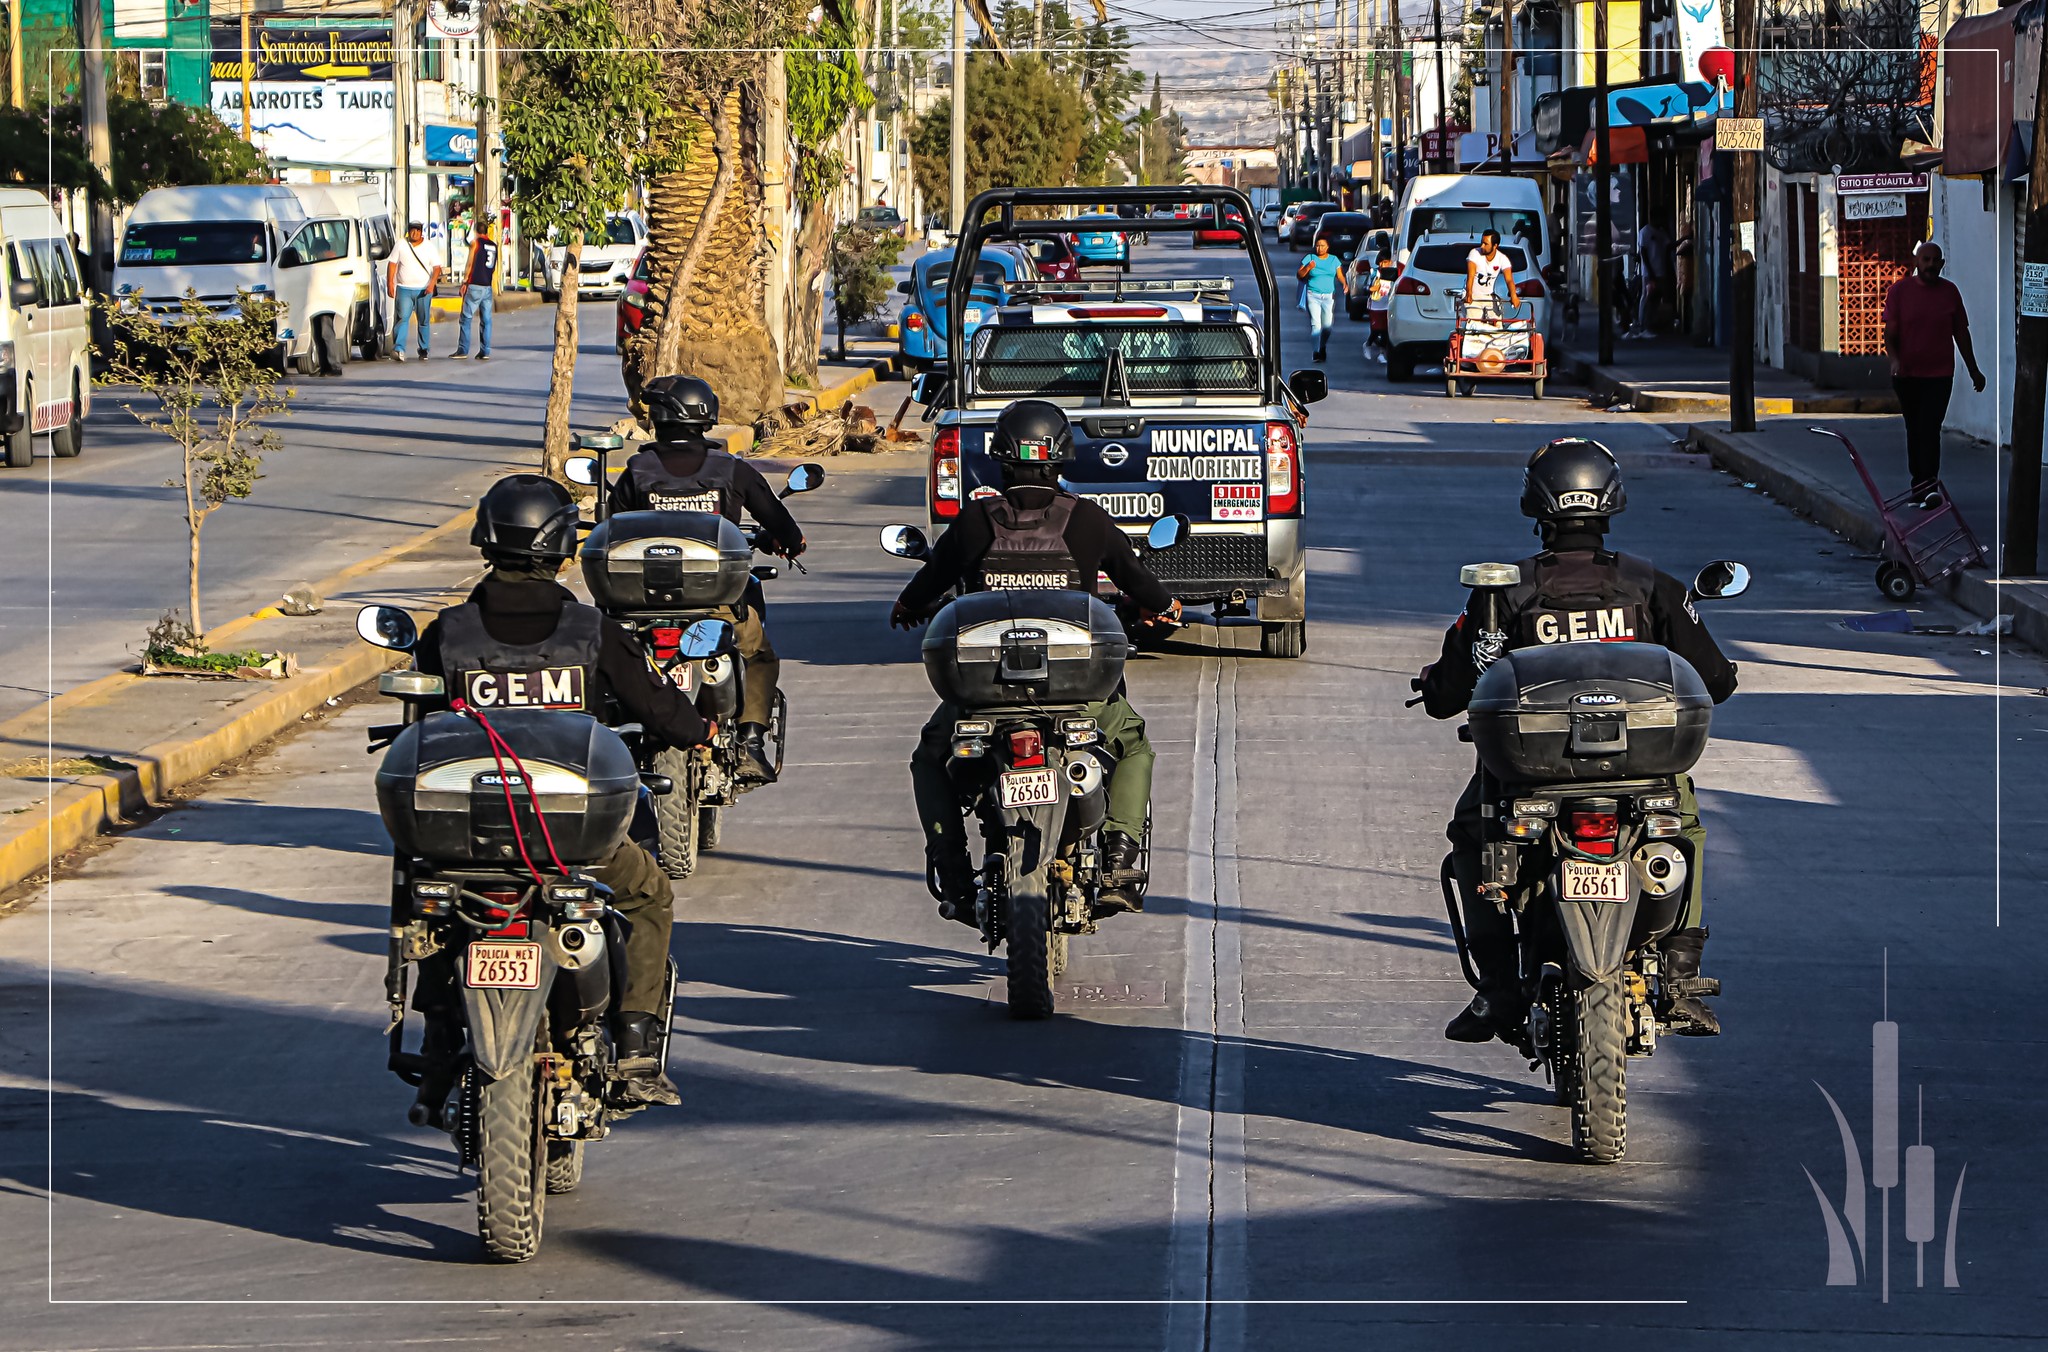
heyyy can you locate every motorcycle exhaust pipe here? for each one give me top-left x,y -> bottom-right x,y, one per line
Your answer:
1065,755 -> 1103,797
1632,841 -> 1688,899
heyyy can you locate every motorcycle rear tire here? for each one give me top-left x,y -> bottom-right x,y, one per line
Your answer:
545,1139 -> 585,1194
652,745 -> 700,880
475,1066 -> 546,1261
1004,856 -> 1059,1021
698,803 -> 723,852
1570,973 -> 1629,1165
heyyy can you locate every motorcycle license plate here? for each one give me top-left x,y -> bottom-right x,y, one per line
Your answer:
997,767 -> 1059,808
466,941 -> 541,988
669,662 -> 696,692
1559,860 -> 1631,902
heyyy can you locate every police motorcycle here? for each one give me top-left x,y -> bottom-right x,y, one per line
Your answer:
564,434 -> 823,879
881,514 -> 1188,1020
355,603 -> 727,1262
1423,559 -> 1749,1164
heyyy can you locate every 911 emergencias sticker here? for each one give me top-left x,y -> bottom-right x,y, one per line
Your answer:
1211,483 -> 1264,522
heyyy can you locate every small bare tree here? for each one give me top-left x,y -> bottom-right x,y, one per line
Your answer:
1761,0 -> 1932,173
95,291 -> 293,638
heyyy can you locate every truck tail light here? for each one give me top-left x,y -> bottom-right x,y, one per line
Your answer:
1394,275 -> 1430,296
1265,421 -> 1300,515
932,426 -> 961,519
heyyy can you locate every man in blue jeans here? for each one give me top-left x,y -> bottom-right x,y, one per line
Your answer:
386,221 -> 441,362
453,220 -> 500,361
1297,236 -> 1342,363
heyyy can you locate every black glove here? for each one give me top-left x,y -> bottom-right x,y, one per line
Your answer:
890,600 -> 923,630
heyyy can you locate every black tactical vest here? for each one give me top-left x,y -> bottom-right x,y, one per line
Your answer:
624,442 -> 740,519
968,491 -> 1086,592
1507,549 -> 1656,648
437,601 -> 604,711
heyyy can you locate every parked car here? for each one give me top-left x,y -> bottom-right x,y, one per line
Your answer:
1287,200 -> 1339,251
1345,227 -> 1396,320
1276,202 -> 1305,242
857,204 -> 907,237
1259,202 -> 1284,233
544,210 -> 647,301
616,248 -> 651,352
1383,233 -> 1550,382
1192,203 -> 1249,248
0,188 -> 91,466
895,245 -> 1034,370
289,184 -> 396,363
1308,211 -> 1373,276
1068,213 -> 1130,268
1020,233 -> 1082,284
1393,173 -> 1552,279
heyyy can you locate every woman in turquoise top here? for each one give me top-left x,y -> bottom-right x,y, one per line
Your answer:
1297,238 -> 1343,362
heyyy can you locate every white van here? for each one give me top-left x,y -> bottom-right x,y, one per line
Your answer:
0,188 -> 92,468
543,211 -> 647,300
114,184 -> 385,377
1393,174 -> 1553,280
289,184 -> 396,364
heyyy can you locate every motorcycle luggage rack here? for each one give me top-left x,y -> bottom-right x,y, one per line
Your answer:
1006,277 -> 1236,302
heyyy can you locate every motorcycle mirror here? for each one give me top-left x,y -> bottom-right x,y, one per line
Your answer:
678,619 -> 731,659
355,604 -> 418,652
1287,369 -> 1329,404
1145,513 -> 1192,552
1459,562 -> 1522,589
880,523 -> 930,559
571,433 -> 624,453
563,456 -> 601,487
640,774 -> 675,796
785,462 -> 825,494
1691,560 -> 1751,600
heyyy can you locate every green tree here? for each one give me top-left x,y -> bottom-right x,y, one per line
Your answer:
828,223 -> 903,359
0,94 -> 262,203
94,291 -> 294,638
911,53 -> 1086,210
498,0 -> 680,476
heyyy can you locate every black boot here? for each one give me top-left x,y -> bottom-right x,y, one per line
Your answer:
1444,937 -> 1524,1046
930,850 -> 980,928
1659,927 -> 1721,1036
1094,831 -> 1147,915
612,1011 -> 682,1105
735,722 -> 777,785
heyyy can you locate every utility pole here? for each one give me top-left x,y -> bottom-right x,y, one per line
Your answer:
1595,0 -> 1613,366
75,0 -> 111,292
763,46 -> 789,369
2005,7 -> 2048,574
1430,0 -> 1447,170
474,27 -> 498,233
239,0 -> 253,141
1498,0 -> 1514,169
949,0 -> 966,233
1368,0 -> 1384,196
1391,11 -> 1407,195
392,0 -> 413,232
8,0 -> 21,109
1729,0 -> 1758,430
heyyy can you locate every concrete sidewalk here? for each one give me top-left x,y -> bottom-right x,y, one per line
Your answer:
1558,333 -> 1897,415
1683,412 -> 2048,651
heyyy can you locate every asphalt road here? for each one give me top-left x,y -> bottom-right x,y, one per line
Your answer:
3,239 -> 2044,1350
0,305 -> 631,722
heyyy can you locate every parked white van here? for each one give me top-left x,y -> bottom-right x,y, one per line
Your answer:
114,184 -> 387,377
0,188 -> 92,468
288,183 -> 397,364
1393,174 -> 1553,280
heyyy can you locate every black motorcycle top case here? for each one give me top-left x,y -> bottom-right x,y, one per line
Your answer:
375,710 -> 639,865
1467,642 -> 1712,782
922,590 -> 1129,707
581,510 -> 752,613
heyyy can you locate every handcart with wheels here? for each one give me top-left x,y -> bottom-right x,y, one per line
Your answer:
1444,291 -> 1546,399
1807,425 -> 1986,601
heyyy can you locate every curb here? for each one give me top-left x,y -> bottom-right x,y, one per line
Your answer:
790,355 -> 899,419
1561,353 -> 1897,415
1685,422 -> 2048,652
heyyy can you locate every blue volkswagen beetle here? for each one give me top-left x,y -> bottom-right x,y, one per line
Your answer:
1068,214 -> 1130,269
896,246 -> 1034,370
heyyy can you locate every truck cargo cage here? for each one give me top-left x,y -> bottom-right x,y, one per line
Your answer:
1005,277 -> 1237,303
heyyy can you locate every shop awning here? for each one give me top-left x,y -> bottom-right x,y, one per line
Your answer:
1580,126 -> 1651,165
1942,8 -> 2018,177
1534,80 -> 1733,154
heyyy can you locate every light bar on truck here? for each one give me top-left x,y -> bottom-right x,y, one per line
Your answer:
1006,278 -> 1234,301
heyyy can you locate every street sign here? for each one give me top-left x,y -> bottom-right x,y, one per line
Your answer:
1717,118 -> 1764,152
1837,172 -> 1928,194
2023,262 -> 2048,319
428,0 -> 481,40
1843,193 -> 1907,221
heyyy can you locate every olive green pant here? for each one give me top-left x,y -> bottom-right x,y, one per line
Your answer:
720,581 -> 780,729
911,694 -> 1154,868
1448,771 -> 1706,982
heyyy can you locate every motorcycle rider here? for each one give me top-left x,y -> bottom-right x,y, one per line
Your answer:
1417,438 -> 1738,1041
891,399 -> 1182,919
414,473 -> 715,1104
609,374 -> 805,786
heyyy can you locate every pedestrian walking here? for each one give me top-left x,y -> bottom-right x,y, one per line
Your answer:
453,221 -> 500,361
1630,221 -> 1673,338
1297,237 -> 1341,363
387,221 -> 441,362
1882,242 -> 1986,509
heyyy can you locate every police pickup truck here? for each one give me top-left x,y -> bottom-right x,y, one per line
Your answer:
920,185 -> 1328,657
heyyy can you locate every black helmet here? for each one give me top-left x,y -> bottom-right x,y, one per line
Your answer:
472,474 -> 579,566
1521,438 -> 1625,524
643,374 -> 719,436
990,399 -> 1075,466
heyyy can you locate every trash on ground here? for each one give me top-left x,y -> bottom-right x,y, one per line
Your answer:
277,583 -> 323,617
1605,402 -> 1633,413
1959,614 -> 2012,637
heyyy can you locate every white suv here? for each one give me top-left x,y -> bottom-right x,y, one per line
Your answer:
1382,234 -> 1550,383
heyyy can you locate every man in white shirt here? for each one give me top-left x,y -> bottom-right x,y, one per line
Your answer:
1463,230 -> 1520,317
386,221 -> 442,361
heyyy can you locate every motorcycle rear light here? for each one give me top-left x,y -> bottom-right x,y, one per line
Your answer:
1265,421 -> 1300,514
1640,792 -> 1679,811
473,888 -> 523,927
932,427 -> 961,518
650,625 -> 682,659
546,880 -> 594,906
1568,811 -> 1620,856
484,919 -> 530,940
1007,728 -> 1046,767
1394,275 -> 1430,296
1504,817 -> 1547,839
1644,814 -> 1683,838
1059,715 -> 1099,746
1510,798 -> 1557,818
411,880 -> 456,916
951,736 -> 988,759
953,718 -> 993,736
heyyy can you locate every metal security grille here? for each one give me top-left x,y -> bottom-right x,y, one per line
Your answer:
1835,198 -> 1926,355
975,324 -> 1261,397
1142,533 -> 1268,583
